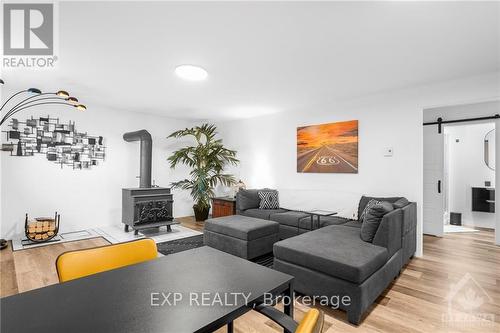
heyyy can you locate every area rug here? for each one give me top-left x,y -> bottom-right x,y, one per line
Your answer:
157,235 -> 205,255
156,235 -> 274,268
252,253 -> 274,268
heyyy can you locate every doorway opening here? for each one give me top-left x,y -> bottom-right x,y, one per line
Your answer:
423,100 -> 498,241
443,122 -> 495,233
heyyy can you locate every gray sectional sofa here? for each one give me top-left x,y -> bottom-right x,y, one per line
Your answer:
236,189 -> 346,238
235,189 -> 417,324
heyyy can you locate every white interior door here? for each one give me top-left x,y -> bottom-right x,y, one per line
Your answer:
423,125 -> 445,236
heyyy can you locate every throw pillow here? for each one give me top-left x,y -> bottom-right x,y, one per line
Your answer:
392,197 -> 409,209
258,190 -> 280,209
359,199 -> 380,222
360,201 -> 394,242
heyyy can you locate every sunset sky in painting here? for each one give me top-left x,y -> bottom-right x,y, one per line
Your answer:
297,120 -> 358,148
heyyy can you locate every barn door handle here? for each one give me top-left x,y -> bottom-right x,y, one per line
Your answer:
438,180 -> 441,194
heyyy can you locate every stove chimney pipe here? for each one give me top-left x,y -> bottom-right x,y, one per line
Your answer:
123,129 -> 152,188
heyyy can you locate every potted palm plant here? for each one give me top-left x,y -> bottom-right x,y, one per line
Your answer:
167,124 -> 239,222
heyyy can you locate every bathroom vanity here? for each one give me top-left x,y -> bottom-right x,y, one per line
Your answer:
472,187 -> 495,213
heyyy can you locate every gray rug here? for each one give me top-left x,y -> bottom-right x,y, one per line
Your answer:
157,235 -> 204,255
156,235 -> 274,268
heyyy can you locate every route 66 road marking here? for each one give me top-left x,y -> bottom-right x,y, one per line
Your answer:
316,156 -> 340,165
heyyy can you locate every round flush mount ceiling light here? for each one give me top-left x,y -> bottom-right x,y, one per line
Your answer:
175,65 -> 208,81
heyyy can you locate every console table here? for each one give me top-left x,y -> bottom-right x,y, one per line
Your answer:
212,197 -> 236,218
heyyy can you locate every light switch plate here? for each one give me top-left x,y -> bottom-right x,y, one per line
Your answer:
384,147 -> 393,157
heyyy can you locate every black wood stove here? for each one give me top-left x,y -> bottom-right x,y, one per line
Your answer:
122,130 -> 177,235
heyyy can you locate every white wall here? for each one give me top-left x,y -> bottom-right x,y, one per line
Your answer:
216,72 -> 500,256
445,123 -> 495,228
1,102 -> 197,239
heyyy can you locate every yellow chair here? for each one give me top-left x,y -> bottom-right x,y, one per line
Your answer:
254,304 -> 324,333
56,238 -> 158,282
296,309 -> 324,333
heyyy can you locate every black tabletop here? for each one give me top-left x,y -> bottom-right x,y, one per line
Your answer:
1,246 -> 293,333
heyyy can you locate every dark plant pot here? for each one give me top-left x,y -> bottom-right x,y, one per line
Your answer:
193,205 -> 210,222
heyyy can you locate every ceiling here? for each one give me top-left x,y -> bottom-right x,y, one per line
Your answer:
3,1 -> 500,120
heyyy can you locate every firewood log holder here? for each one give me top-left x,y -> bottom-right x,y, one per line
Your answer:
22,212 -> 61,246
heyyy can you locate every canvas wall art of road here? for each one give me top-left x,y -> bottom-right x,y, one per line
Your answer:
297,120 -> 358,173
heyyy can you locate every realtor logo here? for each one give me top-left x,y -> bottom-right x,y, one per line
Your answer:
443,273 -> 494,328
2,2 -> 57,68
3,3 -> 53,55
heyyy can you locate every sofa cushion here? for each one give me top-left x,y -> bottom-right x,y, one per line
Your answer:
358,196 -> 402,221
271,211 -> 310,227
278,224 -> 301,239
298,218 -> 313,230
204,215 -> 279,241
341,220 -> 362,228
392,197 -> 409,209
236,189 -> 261,211
242,208 -> 288,220
360,201 -> 394,242
313,215 -> 351,228
274,225 -> 388,284
258,190 -> 280,209
273,213 -> 350,230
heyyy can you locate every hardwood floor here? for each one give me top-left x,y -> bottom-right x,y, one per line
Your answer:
1,220 -> 498,333
177,215 -> 205,232
0,237 -> 109,297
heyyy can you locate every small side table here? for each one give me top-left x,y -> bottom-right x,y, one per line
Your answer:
305,209 -> 338,230
211,197 -> 236,218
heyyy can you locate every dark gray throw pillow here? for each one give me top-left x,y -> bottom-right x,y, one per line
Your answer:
360,201 -> 394,242
359,199 -> 380,222
392,197 -> 409,209
258,190 -> 280,209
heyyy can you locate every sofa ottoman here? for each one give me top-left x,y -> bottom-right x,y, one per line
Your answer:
204,215 -> 279,259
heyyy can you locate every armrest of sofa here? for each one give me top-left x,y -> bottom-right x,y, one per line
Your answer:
372,209 -> 402,258
401,202 -> 417,262
401,202 -> 417,235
